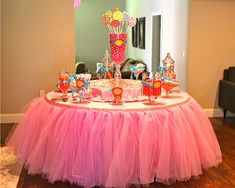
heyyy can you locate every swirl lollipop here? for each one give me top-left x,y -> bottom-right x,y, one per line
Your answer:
127,17 -> 137,27
101,14 -> 110,25
111,20 -> 120,27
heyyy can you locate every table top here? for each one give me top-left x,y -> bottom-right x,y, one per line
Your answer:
45,90 -> 190,111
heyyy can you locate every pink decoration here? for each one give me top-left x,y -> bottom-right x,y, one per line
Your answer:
110,20 -> 120,28
7,92 -> 221,187
128,17 -> 137,27
74,0 -> 81,8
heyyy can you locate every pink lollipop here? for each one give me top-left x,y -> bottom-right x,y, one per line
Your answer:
111,20 -> 120,27
128,17 -> 136,27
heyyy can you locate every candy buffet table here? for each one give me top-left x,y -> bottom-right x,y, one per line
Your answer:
7,91 -> 222,187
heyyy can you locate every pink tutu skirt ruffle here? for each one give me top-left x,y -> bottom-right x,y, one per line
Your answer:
7,97 -> 222,187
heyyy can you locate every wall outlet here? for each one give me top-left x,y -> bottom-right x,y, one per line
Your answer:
39,90 -> 45,97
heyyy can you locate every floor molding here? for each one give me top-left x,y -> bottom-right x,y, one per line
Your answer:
0,113 -> 24,124
203,108 -> 235,117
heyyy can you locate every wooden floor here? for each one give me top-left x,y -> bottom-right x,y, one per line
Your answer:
17,117 -> 235,188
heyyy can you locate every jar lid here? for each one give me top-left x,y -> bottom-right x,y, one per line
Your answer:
162,53 -> 175,66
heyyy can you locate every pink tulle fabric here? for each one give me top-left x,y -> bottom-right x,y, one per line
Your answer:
7,97 -> 222,187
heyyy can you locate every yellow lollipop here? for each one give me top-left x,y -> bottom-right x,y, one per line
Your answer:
113,11 -> 123,22
113,7 -> 119,12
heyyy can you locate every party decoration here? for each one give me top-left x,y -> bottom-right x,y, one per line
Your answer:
111,20 -> 120,28
127,17 -> 137,27
160,53 -> 179,96
105,10 -> 112,18
110,33 -> 127,65
76,73 -> 92,102
112,87 -> 123,104
56,71 -> 92,103
123,11 -> 129,21
113,7 -> 119,12
129,63 -> 146,80
113,11 -> 123,22
70,74 -> 77,100
101,15 -> 111,25
142,72 -> 161,105
101,8 -> 136,79
57,69 -> 70,97
96,50 -> 113,79
76,79 -> 85,88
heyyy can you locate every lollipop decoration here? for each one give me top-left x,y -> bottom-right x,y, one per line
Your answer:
160,53 -> 179,96
101,8 -> 136,79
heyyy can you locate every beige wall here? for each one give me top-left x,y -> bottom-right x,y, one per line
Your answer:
0,1 -> 2,113
188,0 -> 235,108
2,0 -> 235,113
1,0 -> 75,113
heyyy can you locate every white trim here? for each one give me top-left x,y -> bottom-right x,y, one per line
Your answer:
203,108 -> 235,117
150,11 -> 163,72
0,113 -> 24,124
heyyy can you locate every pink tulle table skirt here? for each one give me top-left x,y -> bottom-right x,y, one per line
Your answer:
7,91 -> 222,187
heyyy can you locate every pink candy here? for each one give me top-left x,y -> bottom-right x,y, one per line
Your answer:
111,20 -> 120,27
110,33 -> 127,64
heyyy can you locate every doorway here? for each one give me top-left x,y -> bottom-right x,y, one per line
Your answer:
151,14 -> 162,73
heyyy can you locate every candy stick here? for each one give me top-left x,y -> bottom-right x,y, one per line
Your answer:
112,26 -> 114,33
126,27 -> 130,34
121,20 -> 124,33
108,25 -> 112,33
107,25 -> 112,33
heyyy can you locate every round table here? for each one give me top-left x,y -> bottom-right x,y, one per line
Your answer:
7,91 -> 222,187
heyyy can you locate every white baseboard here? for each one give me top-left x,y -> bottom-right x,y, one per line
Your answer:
203,108 -> 235,117
1,109 -> 234,124
0,113 -> 24,124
